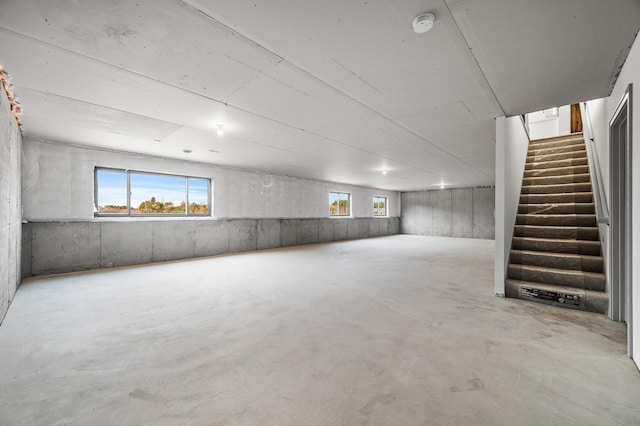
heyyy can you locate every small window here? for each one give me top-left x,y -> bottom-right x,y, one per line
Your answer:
329,192 -> 350,216
95,168 -> 211,217
373,196 -> 387,217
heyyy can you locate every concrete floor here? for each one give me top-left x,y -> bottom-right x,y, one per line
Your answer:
1,235 -> 639,425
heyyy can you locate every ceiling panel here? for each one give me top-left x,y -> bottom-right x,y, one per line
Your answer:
185,0 -> 492,119
225,60 -> 365,131
397,100 -> 496,159
1,0 -> 638,191
0,0 -> 280,100
17,88 -> 181,141
448,0 -> 640,115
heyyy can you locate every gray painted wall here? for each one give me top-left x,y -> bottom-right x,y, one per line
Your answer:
23,217 -> 399,276
494,116 -> 529,295
0,84 -> 22,323
400,187 -> 495,239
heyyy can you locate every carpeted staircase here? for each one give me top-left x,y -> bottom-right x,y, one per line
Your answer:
505,133 -> 608,314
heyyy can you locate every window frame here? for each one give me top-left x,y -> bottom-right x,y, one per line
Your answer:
94,167 -> 212,218
373,195 -> 388,217
329,191 -> 351,217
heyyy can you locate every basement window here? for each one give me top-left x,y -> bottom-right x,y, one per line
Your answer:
373,196 -> 387,217
329,192 -> 351,217
94,168 -> 211,217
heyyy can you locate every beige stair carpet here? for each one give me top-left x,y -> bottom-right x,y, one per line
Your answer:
506,133 -> 607,314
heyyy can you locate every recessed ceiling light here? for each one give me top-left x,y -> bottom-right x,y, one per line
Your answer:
412,12 -> 435,33
382,170 -> 388,175
216,124 -> 224,136
440,184 -> 445,189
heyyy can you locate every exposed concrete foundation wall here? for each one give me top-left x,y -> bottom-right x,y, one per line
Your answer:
21,138 -> 400,276
22,217 -> 399,276
400,187 -> 495,239
0,82 -> 22,323
22,139 -> 400,220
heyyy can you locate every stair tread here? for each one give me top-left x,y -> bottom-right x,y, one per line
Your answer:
521,183 -> 591,188
509,249 -> 604,273
518,204 -> 596,215
524,158 -> 588,169
518,203 -> 595,207
520,191 -> 593,204
526,153 -> 587,163
529,148 -> 585,157
509,263 -> 604,278
524,173 -> 590,180
517,213 -> 596,218
520,192 -> 593,199
510,249 -> 603,261
527,148 -> 586,158
513,236 -> 600,244
528,133 -> 584,144
524,165 -> 590,177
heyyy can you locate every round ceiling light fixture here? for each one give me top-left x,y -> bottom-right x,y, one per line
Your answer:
412,12 -> 435,33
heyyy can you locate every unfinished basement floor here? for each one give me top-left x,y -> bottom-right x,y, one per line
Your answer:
1,235 -> 639,425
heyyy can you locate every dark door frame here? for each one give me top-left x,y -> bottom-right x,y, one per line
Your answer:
609,84 -> 633,358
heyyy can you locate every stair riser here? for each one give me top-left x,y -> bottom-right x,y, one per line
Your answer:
524,158 -> 588,170
508,265 -> 605,291
526,150 -> 586,163
522,174 -> 590,186
520,193 -> 593,204
504,280 -> 607,314
516,214 -> 596,226
524,165 -> 590,178
510,251 -> 603,273
520,183 -> 592,194
514,226 -> 599,240
518,204 -> 595,214
528,143 -> 585,157
512,238 -> 601,256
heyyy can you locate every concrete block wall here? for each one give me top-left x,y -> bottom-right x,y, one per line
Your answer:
21,139 -> 401,276
400,187 -> 495,239
0,82 -> 22,323
22,218 -> 399,276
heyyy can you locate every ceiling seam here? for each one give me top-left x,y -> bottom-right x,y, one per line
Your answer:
0,26 -> 445,180
441,0 -> 506,117
176,0 -> 493,180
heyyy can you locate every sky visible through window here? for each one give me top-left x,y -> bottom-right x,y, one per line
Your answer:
131,173 -> 186,207
96,169 -> 209,215
97,169 -> 127,207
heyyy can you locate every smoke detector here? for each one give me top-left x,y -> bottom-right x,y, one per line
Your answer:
412,13 -> 435,33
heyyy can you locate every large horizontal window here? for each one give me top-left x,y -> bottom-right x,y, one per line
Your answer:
373,196 -> 387,217
329,191 -> 350,217
95,168 -> 211,217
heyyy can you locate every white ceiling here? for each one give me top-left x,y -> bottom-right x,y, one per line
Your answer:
1,0 -> 638,191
